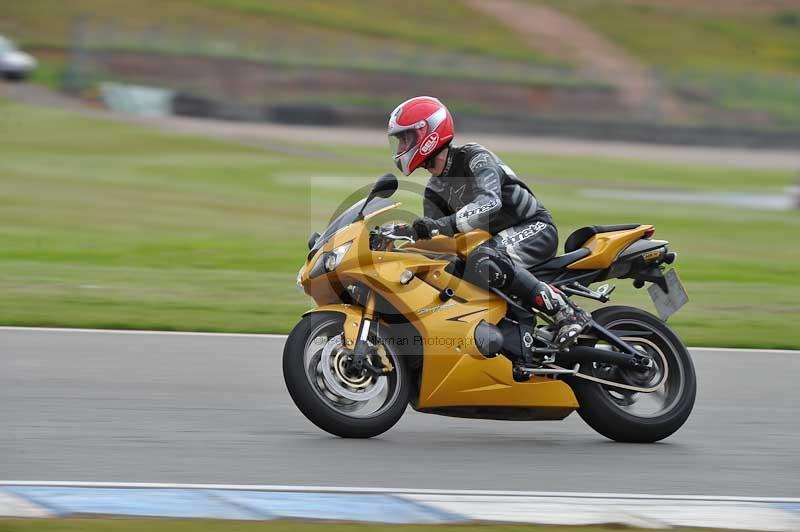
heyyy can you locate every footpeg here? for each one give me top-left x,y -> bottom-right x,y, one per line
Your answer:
534,352 -> 556,365
515,363 -> 580,376
513,363 -> 579,382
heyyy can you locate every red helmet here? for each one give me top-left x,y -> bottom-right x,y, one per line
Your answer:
388,96 -> 454,175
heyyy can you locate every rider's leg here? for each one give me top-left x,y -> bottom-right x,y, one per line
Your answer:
508,268 -> 590,347
465,222 -> 590,348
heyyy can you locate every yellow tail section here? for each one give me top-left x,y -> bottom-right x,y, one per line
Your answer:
568,225 -> 653,270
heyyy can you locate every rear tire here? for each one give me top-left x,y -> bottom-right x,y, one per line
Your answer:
283,312 -> 410,438
569,306 -> 696,443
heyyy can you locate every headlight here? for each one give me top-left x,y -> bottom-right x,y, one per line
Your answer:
309,241 -> 352,279
296,265 -> 306,293
324,241 -> 353,271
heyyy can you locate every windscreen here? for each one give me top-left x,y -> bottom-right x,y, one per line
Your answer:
308,197 -> 396,257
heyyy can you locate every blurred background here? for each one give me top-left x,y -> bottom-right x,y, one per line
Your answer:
1,0 -> 798,347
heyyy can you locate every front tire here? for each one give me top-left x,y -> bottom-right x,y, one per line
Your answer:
283,312 -> 410,438
569,306 -> 696,443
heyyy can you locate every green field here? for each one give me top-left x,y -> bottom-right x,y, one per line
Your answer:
535,0 -> 800,126
538,0 -> 800,77
2,0 -> 541,63
7,0 -> 799,75
8,0 -> 581,95
6,0 -> 799,126
1,99 -> 798,347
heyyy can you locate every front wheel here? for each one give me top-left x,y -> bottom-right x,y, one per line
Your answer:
569,306 -> 696,443
283,312 -> 411,438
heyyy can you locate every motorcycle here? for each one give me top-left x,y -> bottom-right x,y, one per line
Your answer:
284,174 -> 696,442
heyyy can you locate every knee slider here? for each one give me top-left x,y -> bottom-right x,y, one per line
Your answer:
467,247 -> 516,290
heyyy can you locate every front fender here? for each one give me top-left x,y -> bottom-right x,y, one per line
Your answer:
303,304 -> 364,347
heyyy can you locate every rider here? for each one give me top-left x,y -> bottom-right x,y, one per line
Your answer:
387,96 -> 590,349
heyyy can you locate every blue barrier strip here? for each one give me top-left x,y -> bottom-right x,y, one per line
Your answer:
209,490 -> 463,523
1,487 -> 68,516
385,494 -> 469,523
0,486 -> 466,523
5,485 -> 795,527
3,487 -> 259,520
773,503 -> 800,515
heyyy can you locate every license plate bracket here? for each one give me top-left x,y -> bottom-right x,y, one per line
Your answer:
648,269 -> 688,321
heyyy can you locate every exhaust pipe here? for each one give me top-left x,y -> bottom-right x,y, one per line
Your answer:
558,345 -> 643,368
478,320 -> 648,368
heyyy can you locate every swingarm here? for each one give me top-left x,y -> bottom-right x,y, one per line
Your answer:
482,285 -> 654,373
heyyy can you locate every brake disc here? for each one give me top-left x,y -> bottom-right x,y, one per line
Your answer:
320,335 -> 386,401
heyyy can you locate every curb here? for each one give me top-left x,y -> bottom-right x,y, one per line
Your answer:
1,483 -> 799,530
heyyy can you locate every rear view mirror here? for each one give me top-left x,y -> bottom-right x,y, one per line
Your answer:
372,173 -> 398,199
356,173 -> 398,220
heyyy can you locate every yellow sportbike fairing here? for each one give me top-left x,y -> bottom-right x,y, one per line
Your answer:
290,175 -> 695,442
299,203 -> 578,416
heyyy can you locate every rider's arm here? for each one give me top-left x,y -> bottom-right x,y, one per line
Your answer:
423,186 -> 449,220
443,150 -> 503,234
418,182 -> 457,238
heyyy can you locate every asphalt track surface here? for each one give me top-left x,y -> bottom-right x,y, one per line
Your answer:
2,328 -> 798,497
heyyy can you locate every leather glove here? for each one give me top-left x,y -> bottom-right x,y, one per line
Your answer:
391,223 -> 415,238
412,217 -> 443,240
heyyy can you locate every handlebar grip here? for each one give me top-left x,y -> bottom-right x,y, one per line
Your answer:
392,224 -> 409,236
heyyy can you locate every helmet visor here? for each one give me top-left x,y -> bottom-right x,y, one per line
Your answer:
389,128 -> 423,158
389,128 -> 425,175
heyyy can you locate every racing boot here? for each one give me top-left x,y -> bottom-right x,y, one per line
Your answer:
552,303 -> 591,349
534,284 -> 590,349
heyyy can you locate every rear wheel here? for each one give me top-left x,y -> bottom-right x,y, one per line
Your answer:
283,312 -> 410,438
569,306 -> 696,443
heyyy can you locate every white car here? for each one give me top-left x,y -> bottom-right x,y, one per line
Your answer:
0,35 -> 37,81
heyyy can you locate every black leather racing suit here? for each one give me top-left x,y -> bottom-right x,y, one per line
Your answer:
422,143 -> 561,313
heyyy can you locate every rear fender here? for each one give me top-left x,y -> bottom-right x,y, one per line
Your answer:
606,239 -> 671,282
618,239 -> 669,261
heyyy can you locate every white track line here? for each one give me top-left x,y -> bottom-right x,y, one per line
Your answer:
1,481 -> 798,503
1,326 -> 798,354
690,347 -> 799,355
0,326 -> 284,339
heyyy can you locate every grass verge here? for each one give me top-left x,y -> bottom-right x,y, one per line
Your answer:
0,99 -> 798,347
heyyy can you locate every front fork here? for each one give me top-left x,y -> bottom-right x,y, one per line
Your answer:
305,292 -> 387,376
349,290 -> 376,373
335,290 -> 389,376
